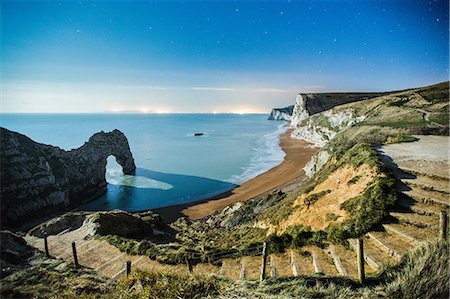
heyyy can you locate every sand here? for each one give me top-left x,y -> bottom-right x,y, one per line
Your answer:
155,129 -> 319,222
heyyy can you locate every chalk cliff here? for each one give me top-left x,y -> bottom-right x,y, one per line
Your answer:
290,92 -> 385,127
267,105 -> 294,121
268,91 -> 387,177
291,108 -> 366,147
0,128 -> 136,227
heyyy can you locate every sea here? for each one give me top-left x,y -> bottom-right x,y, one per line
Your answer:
0,113 -> 286,211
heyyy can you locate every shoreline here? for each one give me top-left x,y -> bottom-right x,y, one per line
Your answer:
154,128 -> 319,223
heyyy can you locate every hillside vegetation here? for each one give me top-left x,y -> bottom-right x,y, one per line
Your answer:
89,82 -> 448,263
3,239 -> 447,298
2,81 -> 448,298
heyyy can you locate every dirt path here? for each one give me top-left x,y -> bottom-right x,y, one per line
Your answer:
359,135 -> 449,266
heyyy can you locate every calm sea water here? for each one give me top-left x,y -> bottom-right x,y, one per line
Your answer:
0,113 -> 286,211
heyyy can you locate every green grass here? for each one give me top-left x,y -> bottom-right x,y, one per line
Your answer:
327,177 -> 397,241
116,271 -> 222,299
385,134 -> 419,144
0,258 -> 114,299
218,240 -> 449,299
429,113 -> 449,126
415,81 -> 450,104
2,240 -> 448,298
375,119 -> 427,129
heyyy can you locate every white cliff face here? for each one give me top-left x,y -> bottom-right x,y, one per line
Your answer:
268,109 -> 292,121
304,150 -> 330,177
291,108 -> 365,147
290,106 -> 366,177
290,94 -> 310,127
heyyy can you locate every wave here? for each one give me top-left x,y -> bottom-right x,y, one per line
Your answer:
228,123 -> 287,184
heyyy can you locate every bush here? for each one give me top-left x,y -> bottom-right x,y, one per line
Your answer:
303,190 -> 331,207
327,177 -> 398,241
117,270 -> 221,299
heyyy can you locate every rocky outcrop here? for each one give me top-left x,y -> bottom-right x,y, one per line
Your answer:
291,108 -> 366,147
275,91 -> 388,177
268,105 -> 294,121
290,92 -> 386,127
304,150 -> 332,178
0,128 -> 136,227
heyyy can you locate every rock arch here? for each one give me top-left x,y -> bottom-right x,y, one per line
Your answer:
0,128 -> 136,227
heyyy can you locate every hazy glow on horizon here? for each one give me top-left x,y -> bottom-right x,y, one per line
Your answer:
1,1 -> 448,113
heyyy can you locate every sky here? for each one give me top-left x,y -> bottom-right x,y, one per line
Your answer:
1,0 -> 448,113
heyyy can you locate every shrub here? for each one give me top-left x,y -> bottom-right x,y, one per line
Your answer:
117,270 -> 221,299
303,190 -> 331,207
327,177 -> 398,241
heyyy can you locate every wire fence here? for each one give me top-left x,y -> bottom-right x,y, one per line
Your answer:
39,210 -> 448,282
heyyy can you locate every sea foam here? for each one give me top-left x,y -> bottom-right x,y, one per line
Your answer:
229,123 -> 287,184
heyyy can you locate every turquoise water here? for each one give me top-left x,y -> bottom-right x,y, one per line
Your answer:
0,114 -> 286,211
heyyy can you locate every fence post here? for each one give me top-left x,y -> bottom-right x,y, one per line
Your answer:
270,255 -> 277,278
219,262 -> 225,276
357,238 -> 365,284
71,241 -> 79,269
259,242 -> 268,283
126,260 -> 132,276
43,231 -> 50,258
239,258 -> 246,280
291,250 -> 300,276
440,211 -> 448,241
186,257 -> 193,274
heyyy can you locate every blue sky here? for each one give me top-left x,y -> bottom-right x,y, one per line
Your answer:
1,0 -> 448,113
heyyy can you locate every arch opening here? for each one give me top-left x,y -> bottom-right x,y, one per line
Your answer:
105,155 -> 172,190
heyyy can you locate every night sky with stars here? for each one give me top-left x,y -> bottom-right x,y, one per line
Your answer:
1,0 -> 448,113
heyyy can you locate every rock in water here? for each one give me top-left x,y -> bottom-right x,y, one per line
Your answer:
0,128 -> 136,227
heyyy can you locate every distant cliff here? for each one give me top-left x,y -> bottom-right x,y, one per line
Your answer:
268,105 -> 294,121
0,128 -> 136,227
290,92 -> 387,127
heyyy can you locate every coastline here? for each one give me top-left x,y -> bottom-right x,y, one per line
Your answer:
154,128 -> 319,222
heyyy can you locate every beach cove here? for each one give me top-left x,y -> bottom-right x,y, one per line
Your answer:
156,129 -> 319,222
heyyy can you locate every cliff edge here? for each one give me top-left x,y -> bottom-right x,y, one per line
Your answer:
290,92 -> 387,127
267,105 -> 294,121
0,128 -> 136,227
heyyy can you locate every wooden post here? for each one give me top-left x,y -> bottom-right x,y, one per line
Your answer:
440,211 -> 448,241
270,255 -> 277,278
291,250 -> 300,276
259,242 -> 268,283
43,231 -> 50,258
219,262 -> 225,276
71,241 -> 79,269
357,238 -> 365,284
126,260 -> 132,276
239,259 -> 246,280
185,257 -> 193,274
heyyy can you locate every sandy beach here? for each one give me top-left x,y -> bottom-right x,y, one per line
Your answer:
155,129 -> 319,222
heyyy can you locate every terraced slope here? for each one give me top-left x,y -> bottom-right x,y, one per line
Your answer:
23,135 -> 448,282
361,135 -> 449,264
25,225 -> 377,281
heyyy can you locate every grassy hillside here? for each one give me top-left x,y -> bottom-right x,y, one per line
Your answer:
3,239 -> 447,298
3,82 -> 448,298
92,82 -> 449,264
